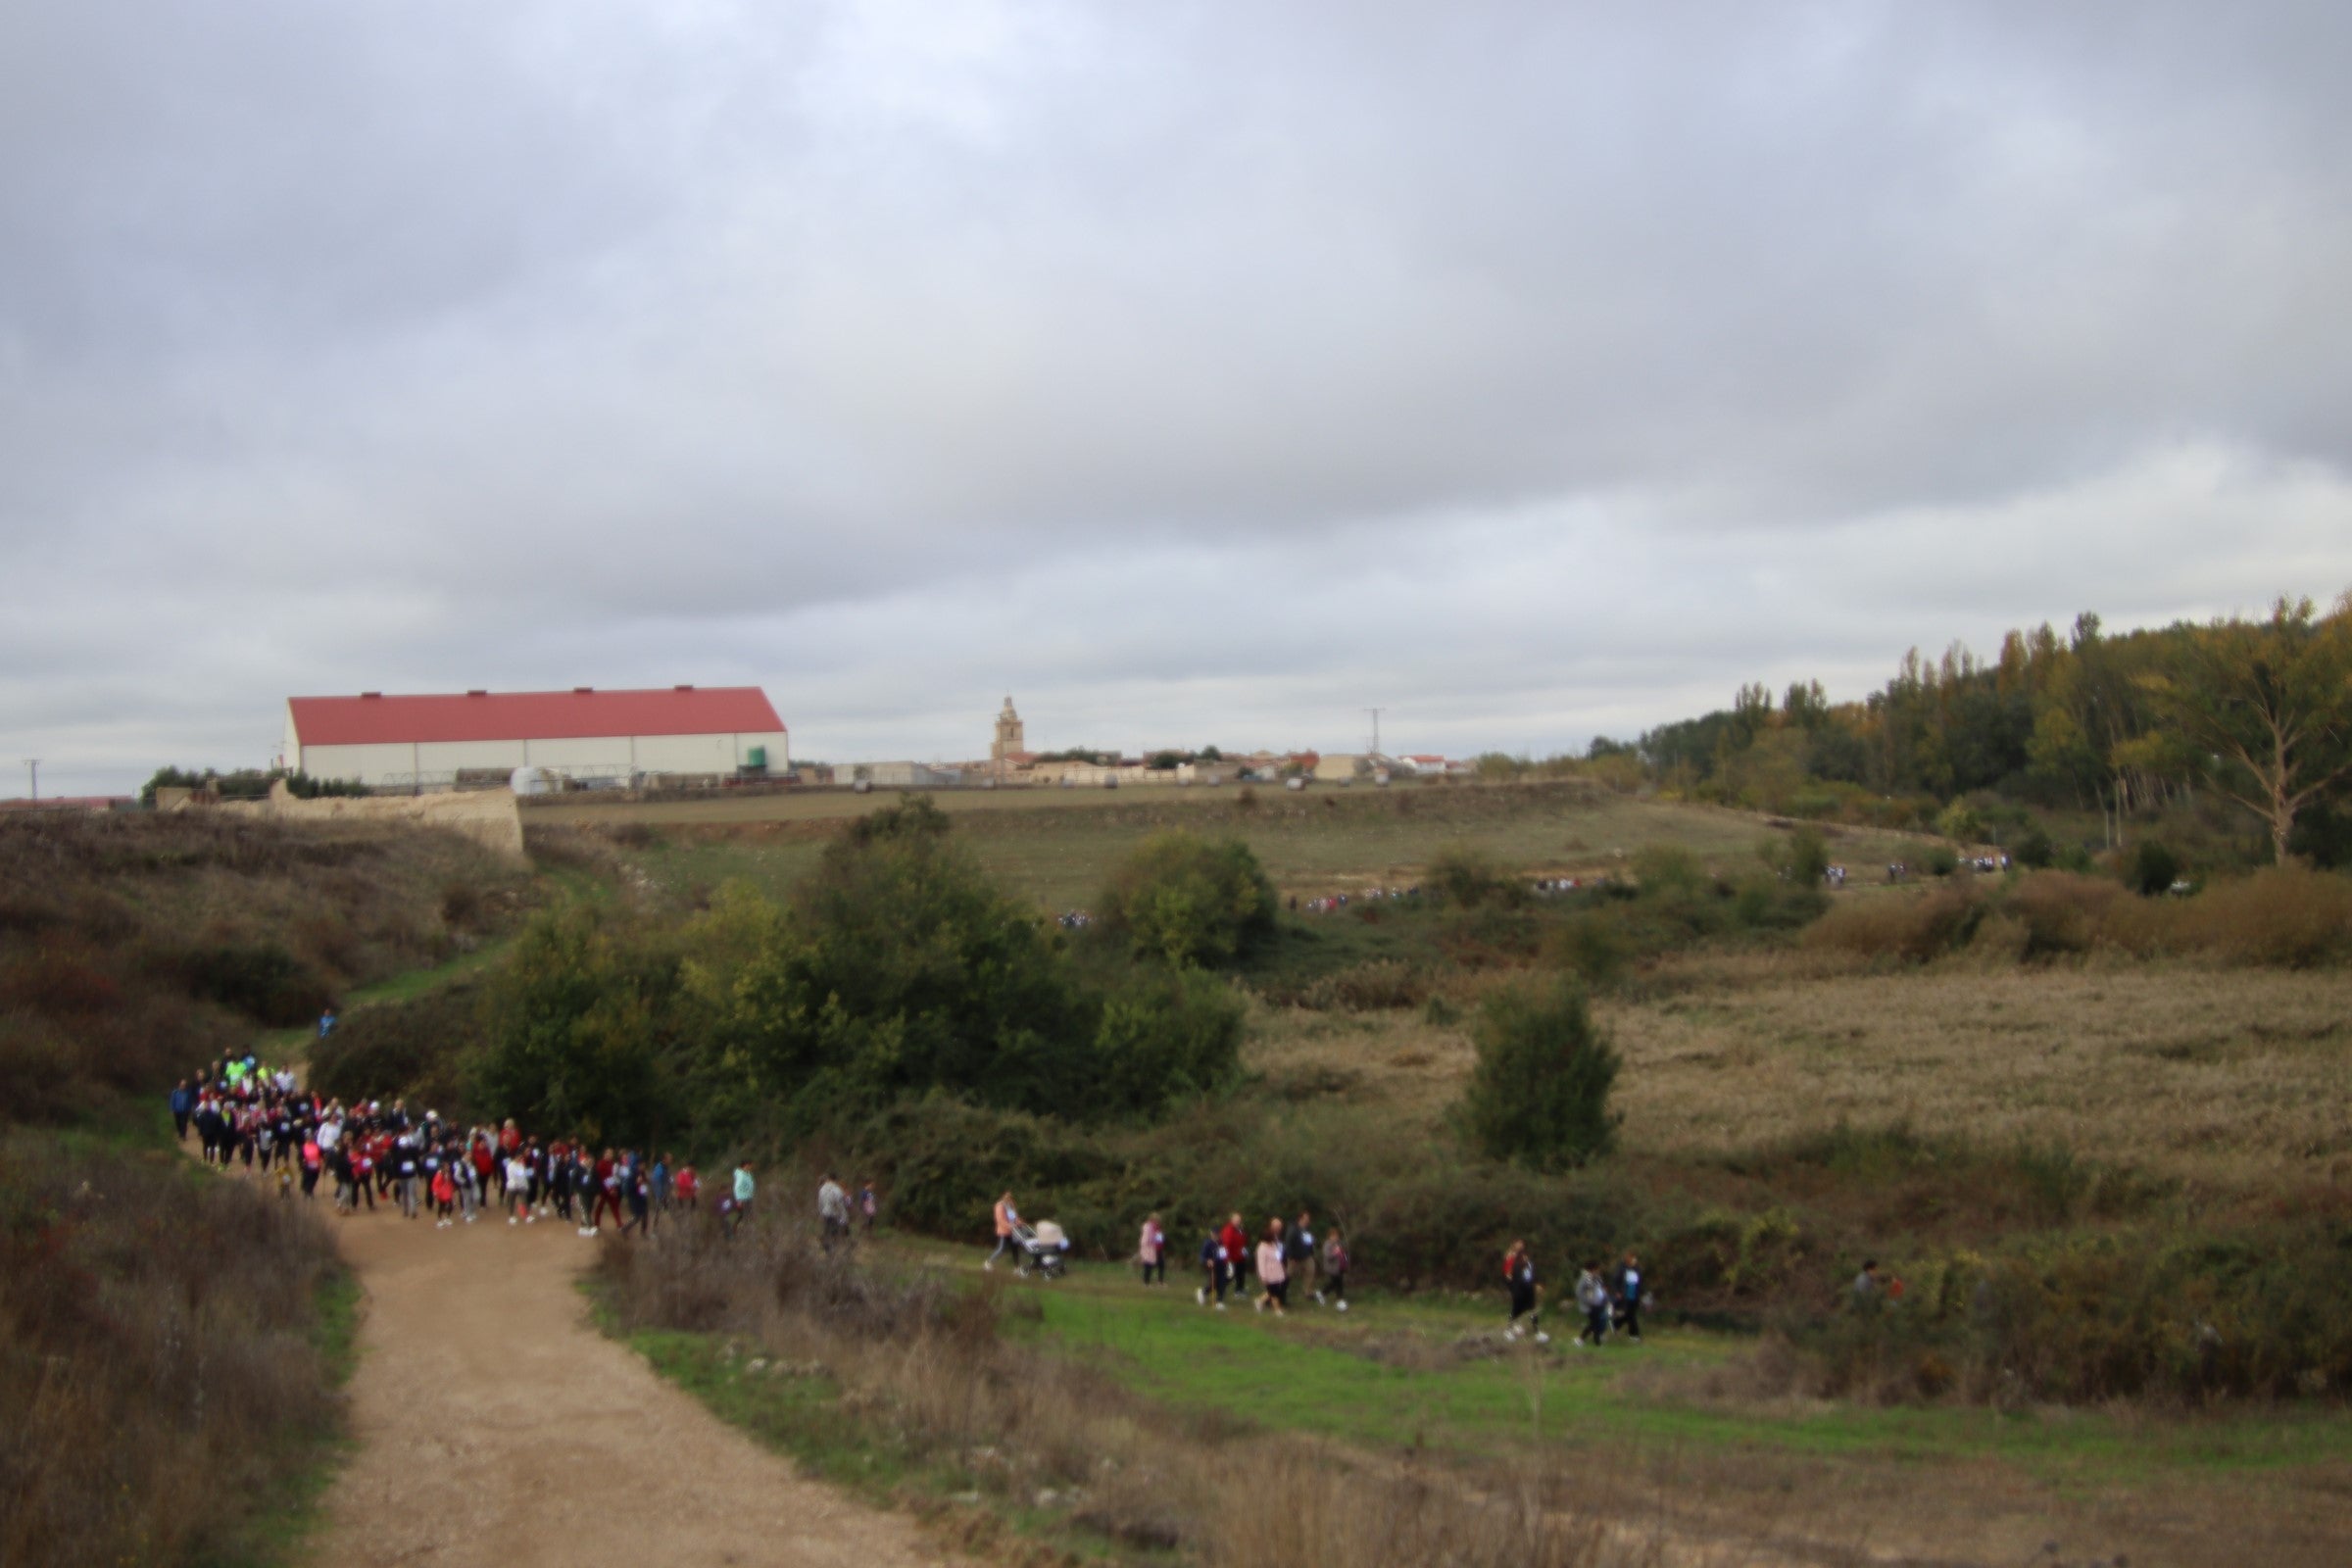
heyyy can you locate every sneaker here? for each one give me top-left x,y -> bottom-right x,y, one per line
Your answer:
1337,1300 -> 1348,1312
983,1261 -> 993,1272
1214,1301 -> 1228,1311
1504,1325 -> 1521,1341
578,1227 -> 592,1238
1535,1332 -> 1551,1345
1313,1292 -> 1326,1304
1196,1287 -> 1206,1305
509,1216 -> 518,1226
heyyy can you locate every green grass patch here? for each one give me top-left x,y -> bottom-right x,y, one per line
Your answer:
1005,1254 -> 2352,1486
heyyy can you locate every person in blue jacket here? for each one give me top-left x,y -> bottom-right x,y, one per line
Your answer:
169,1079 -> 194,1141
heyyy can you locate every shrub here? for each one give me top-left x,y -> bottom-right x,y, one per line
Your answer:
174,940 -> 333,1026
2099,865 -> 2352,967
1090,967 -> 1246,1116
1805,883 -> 1984,962
1097,831 -> 1277,967
1295,958 -> 1428,1010
1457,981 -> 1620,1172
1423,844 -> 1525,909
2125,840 -> 2182,897
2000,872 -> 2117,957
1935,801 -> 1984,842
308,981 -> 484,1117
1630,844 -> 1705,896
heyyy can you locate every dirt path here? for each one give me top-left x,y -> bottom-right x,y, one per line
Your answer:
308,1206 -> 957,1568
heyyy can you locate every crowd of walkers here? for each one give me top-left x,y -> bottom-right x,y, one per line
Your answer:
178,1054 -> 1654,1347
169,1054 -> 748,1240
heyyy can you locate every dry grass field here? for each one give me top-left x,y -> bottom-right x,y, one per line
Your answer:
1248,958 -> 2352,1193
558,781 -> 1930,910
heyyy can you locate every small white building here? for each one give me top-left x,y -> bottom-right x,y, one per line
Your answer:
283,686 -> 789,790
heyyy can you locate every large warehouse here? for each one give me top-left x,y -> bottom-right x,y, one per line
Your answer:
282,685 -> 789,790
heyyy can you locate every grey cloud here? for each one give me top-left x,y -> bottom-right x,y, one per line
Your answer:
4,2 -> 2351,792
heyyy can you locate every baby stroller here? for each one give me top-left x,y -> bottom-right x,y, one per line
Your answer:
1011,1219 -> 1069,1281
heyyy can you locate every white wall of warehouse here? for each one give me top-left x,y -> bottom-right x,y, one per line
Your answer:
295,731 -> 789,788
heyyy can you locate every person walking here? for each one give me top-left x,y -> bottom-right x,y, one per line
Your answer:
1138,1212 -> 1166,1287
506,1152 -> 534,1224
1503,1240 -> 1547,1343
858,1179 -> 879,1236
727,1159 -> 756,1238
817,1172 -> 851,1250
985,1191 -> 1019,1270
1320,1228 -> 1350,1312
1575,1260 -> 1610,1347
169,1080 -> 194,1142
1289,1210 -> 1318,1303
1254,1219 -> 1290,1315
621,1156 -> 652,1237
1218,1213 -> 1250,1305
1197,1229 -> 1227,1307
1613,1250 -> 1645,1344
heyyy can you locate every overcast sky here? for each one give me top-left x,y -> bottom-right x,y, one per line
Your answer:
6,2 -> 2351,792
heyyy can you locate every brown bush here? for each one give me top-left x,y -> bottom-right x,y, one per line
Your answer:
1803,883 -> 1984,962
0,1132 -> 345,1568
2099,865 -> 2352,967
2001,871 -> 2118,957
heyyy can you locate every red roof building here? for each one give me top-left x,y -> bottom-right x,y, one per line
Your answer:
282,686 -> 788,789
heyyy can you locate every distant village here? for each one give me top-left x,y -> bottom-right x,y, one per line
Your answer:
819,698 -> 1471,792
2,688 -> 1473,811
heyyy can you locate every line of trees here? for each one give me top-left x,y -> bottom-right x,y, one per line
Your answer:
1615,593 -> 2352,864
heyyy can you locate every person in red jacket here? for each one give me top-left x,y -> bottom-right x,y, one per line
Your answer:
1217,1213 -> 1249,1306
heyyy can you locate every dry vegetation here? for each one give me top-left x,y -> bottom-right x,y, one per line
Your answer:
0,1133 -> 347,1568
0,810 -> 534,1568
1604,961 -> 2352,1190
0,810 -> 528,1122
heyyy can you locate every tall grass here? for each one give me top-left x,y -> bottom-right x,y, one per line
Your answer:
1804,865 -> 2352,968
0,1132 -> 345,1568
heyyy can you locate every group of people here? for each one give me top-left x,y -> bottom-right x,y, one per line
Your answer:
1503,1240 -> 1647,1347
170,1054 -> 764,1241
1293,886 -> 1419,915
1131,1208 -> 1349,1314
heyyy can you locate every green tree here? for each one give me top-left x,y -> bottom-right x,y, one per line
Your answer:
2139,594 -> 2352,864
471,905 -> 681,1147
1459,982 -> 1621,1171
1098,831 -> 1278,966
1424,843 -> 1526,908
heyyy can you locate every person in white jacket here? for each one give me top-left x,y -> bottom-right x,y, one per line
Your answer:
1253,1219 -> 1290,1314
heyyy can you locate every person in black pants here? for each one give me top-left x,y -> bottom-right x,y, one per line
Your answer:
1613,1250 -> 1645,1344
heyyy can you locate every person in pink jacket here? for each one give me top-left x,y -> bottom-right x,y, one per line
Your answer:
1253,1217 -> 1290,1315
1137,1212 -> 1166,1287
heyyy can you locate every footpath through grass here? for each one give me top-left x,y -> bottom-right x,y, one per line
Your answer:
980,1250 -> 2352,1487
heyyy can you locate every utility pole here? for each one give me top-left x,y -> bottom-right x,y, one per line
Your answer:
1365,709 -> 1384,757
22,760 -> 37,802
